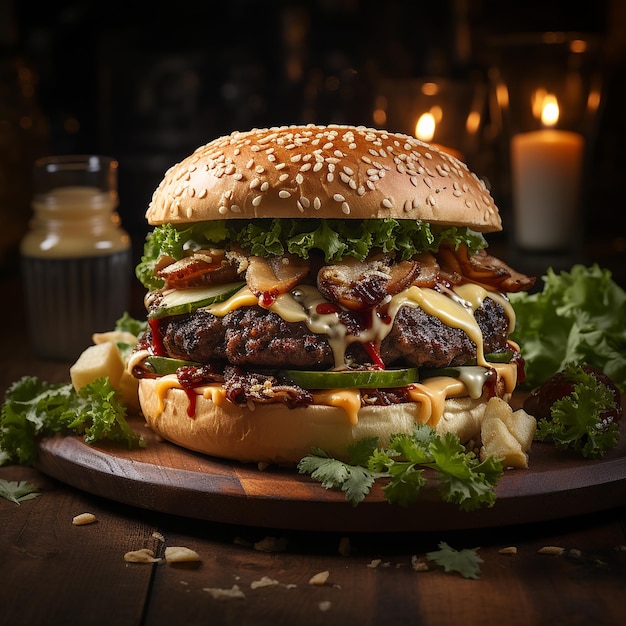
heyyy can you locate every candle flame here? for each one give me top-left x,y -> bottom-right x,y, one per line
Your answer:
415,112 -> 436,142
540,94 -> 559,127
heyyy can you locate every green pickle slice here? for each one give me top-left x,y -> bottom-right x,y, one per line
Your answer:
280,367 -> 419,389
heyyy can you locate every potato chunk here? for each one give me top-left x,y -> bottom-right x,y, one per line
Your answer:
70,342 -> 125,391
479,397 -> 537,468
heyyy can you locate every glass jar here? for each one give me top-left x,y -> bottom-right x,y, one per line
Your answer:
20,155 -> 132,361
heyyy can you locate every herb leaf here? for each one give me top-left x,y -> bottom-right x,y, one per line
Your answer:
0,479 -> 41,504
1,376 -> 145,466
534,365 -> 620,458
298,424 -> 502,511
136,218 -> 487,290
510,264 -> 626,392
426,541 -> 483,579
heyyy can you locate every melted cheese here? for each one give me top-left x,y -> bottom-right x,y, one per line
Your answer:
311,389 -> 362,426
453,282 -> 516,334
389,286 -> 487,365
206,286 -> 258,316
408,377 -> 468,427
149,361 -> 519,430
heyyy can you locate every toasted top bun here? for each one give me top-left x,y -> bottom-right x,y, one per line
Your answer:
146,124 -> 502,232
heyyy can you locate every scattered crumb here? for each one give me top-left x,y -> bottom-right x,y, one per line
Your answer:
253,536 -> 289,553
318,601 -> 332,612
615,545 -> 626,552
124,548 -> 160,563
367,559 -> 382,569
309,571 -> 330,586
72,513 -> 97,526
180,581 -> 189,586
338,536 -> 351,557
164,546 -> 201,563
203,585 -> 246,600
411,555 -> 429,572
568,548 -> 582,559
257,461 -> 270,471
152,532 -> 165,542
251,576 -> 280,589
538,546 -> 565,555
498,546 -> 518,555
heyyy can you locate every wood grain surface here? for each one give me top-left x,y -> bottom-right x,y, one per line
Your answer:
34,413 -> 626,533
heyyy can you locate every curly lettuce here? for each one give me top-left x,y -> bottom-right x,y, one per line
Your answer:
510,264 -> 626,392
136,218 -> 487,290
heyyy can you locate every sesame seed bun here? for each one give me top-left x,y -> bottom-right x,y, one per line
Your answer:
138,377 -> 505,465
146,124 -> 502,232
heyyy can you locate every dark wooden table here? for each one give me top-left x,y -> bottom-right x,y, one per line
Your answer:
2,275 -> 626,626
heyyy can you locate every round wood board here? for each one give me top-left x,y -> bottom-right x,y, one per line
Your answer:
34,402 -> 626,533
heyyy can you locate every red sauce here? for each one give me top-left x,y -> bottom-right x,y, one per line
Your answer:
363,341 -> 385,370
260,291 -> 278,307
148,318 -> 166,356
316,302 -> 340,315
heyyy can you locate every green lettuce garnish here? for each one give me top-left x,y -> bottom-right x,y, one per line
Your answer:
136,218 -> 487,290
0,376 -> 144,467
509,264 -> 626,392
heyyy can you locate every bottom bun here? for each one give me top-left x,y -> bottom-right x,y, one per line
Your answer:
139,379 -> 510,465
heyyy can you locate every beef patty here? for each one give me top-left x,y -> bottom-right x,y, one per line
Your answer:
156,297 -> 509,371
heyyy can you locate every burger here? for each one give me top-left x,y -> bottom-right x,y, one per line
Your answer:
129,124 -> 535,465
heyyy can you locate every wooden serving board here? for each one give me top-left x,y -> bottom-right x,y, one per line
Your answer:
34,411 -> 626,533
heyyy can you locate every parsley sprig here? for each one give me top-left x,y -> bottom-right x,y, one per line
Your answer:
534,365 -> 620,459
0,376 -> 145,466
298,424 -> 503,511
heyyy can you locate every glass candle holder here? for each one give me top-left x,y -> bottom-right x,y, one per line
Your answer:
373,77 -> 488,167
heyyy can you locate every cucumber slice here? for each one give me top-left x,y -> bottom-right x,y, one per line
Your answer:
149,282 -> 246,319
280,367 -> 419,389
144,356 -> 201,375
464,349 -> 514,365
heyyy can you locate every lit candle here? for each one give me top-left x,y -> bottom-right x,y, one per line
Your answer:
415,112 -> 464,161
510,94 -> 584,251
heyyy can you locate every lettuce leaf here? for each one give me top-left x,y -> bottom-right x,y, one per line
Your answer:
135,218 -> 487,290
510,264 -> 626,392
0,376 -> 144,466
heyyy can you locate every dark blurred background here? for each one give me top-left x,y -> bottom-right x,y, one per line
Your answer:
1,0 -> 625,282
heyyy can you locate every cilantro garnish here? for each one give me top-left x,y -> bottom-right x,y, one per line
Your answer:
0,479 -> 41,504
298,424 -> 503,511
426,541 -> 483,579
534,365 -> 620,458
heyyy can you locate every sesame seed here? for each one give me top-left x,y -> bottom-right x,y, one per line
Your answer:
252,195 -> 262,206
279,190 -> 291,199
296,173 -> 304,184
300,196 -> 310,208
313,162 -> 323,172
327,173 -> 334,183
218,205 -> 228,214
260,182 -> 269,191
279,173 -> 289,182
382,198 -> 393,209
333,193 -> 345,202
341,202 -> 350,214
250,178 -> 261,189
314,197 -> 321,210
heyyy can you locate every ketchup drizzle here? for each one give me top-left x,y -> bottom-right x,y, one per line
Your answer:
148,318 -> 166,356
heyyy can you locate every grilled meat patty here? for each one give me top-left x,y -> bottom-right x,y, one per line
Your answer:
156,297 -> 509,371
